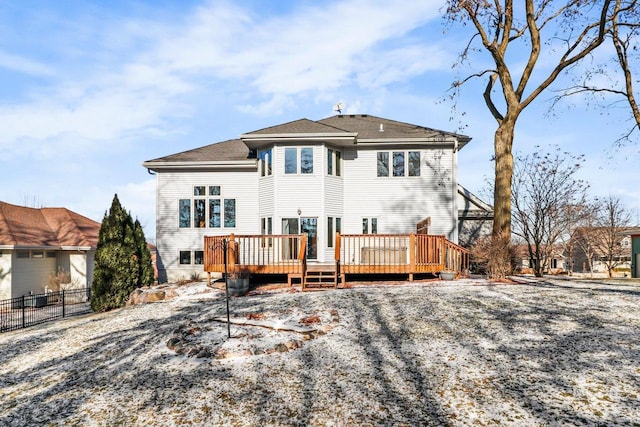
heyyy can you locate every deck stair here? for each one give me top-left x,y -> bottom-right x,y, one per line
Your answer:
302,264 -> 338,291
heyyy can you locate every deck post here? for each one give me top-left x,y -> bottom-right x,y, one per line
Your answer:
409,233 -> 416,279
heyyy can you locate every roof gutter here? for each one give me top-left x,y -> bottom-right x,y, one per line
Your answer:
241,132 -> 358,148
142,159 -> 257,171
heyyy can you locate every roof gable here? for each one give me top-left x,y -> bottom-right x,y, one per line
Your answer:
0,201 -> 100,248
245,118 -> 348,135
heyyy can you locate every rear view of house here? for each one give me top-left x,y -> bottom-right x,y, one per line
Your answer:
0,201 -> 100,299
144,114 -> 489,283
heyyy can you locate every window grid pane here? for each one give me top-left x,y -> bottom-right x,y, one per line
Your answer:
393,152 -> 405,177
179,251 -> 191,265
194,199 -> 206,228
179,199 -> 191,228
377,152 -> 389,177
285,148 -> 297,174
327,149 -> 333,175
371,218 -> 378,234
362,218 -> 369,234
194,251 -> 204,265
194,186 -> 205,196
328,217 -> 334,248
209,186 -> 220,196
408,151 -> 421,176
336,151 -> 341,176
301,148 -> 313,174
224,199 -> 236,227
209,199 -> 221,228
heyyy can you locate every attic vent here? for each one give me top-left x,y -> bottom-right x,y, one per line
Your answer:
379,123 -> 384,132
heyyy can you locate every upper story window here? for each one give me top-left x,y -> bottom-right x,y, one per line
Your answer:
327,148 -> 342,176
377,151 -> 421,177
285,147 -> 314,174
259,148 -> 272,177
179,185 -> 236,229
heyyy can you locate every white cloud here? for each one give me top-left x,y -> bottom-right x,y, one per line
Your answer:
0,50 -> 55,76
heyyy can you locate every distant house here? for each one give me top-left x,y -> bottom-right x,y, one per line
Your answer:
143,114 -> 492,283
0,201 -> 100,299
568,227 -> 640,275
515,244 -> 566,274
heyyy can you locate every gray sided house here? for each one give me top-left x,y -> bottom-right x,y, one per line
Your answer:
143,114 -> 493,283
0,201 -> 100,299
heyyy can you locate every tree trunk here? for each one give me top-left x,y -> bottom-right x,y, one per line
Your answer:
492,118 -> 516,237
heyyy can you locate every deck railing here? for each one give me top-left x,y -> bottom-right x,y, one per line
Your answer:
204,234 -> 307,274
337,233 -> 469,276
204,232 -> 469,279
445,240 -> 470,273
338,233 -> 451,274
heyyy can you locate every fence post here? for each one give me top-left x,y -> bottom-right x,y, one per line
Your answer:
62,290 -> 66,318
21,295 -> 25,329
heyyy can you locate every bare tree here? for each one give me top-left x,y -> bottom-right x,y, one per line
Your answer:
556,1 -> 640,144
511,146 -> 589,277
445,0 -> 618,238
590,195 -> 633,277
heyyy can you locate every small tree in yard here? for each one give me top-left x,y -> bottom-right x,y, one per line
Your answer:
589,195 -> 633,277
91,194 -> 154,312
511,147 -> 589,277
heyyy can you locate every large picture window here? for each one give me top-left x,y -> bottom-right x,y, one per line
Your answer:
285,147 -> 315,174
179,186 -> 236,229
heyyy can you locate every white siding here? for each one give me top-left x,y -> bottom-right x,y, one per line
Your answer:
342,147 -> 457,240
156,169 -> 259,282
0,250 -> 11,299
12,251 -> 56,296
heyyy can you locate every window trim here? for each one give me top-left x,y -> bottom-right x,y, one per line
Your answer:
362,217 -> 378,234
377,150 -> 421,178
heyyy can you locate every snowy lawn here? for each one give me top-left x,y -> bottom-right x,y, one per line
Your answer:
1,277 -> 639,426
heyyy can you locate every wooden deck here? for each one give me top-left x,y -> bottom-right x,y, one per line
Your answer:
204,233 -> 469,290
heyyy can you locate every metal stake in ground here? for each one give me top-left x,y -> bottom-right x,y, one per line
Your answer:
223,238 -> 231,339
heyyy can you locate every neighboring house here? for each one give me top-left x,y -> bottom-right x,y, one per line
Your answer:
457,185 -> 493,248
568,227 -> 640,275
0,201 -> 100,299
143,114 -> 489,283
515,244 -> 566,274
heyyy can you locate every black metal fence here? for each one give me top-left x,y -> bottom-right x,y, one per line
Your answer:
0,288 -> 92,333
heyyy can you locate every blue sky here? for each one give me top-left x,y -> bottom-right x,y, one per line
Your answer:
1,0 -> 638,240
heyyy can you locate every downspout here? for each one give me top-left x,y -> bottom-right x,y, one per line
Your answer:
452,139 -> 459,244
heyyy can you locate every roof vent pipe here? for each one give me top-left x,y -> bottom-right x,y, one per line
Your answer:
379,123 -> 384,132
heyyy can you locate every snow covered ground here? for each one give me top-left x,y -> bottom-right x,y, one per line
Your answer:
1,277 -> 639,426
